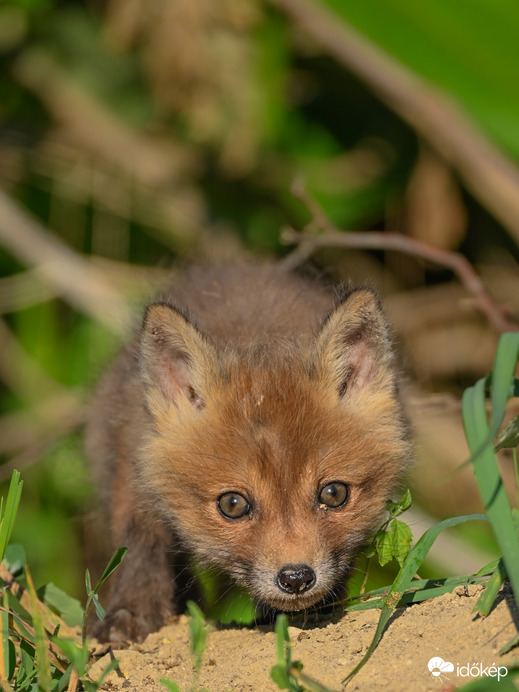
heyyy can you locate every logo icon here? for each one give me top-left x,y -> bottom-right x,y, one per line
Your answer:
428,657 -> 454,682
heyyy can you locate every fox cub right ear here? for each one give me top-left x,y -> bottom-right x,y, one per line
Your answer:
314,288 -> 396,399
139,303 -> 221,413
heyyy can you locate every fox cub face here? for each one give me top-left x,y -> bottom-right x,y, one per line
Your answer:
137,288 -> 410,612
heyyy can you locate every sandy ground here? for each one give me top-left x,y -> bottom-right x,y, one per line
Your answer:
89,584 -> 518,691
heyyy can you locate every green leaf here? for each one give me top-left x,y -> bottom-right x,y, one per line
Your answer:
39,583 -> 84,628
0,470 -> 23,564
3,544 -> 26,576
93,547 -> 128,594
375,519 -> 413,567
390,520 -> 413,567
84,569 -> 92,596
91,594 -> 106,622
374,530 -> 393,567
388,489 -> 412,518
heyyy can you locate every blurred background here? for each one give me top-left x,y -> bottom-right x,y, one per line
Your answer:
1,0 -> 519,615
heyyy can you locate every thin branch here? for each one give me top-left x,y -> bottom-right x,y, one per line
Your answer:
270,0 -> 519,247
280,185 -> 517,334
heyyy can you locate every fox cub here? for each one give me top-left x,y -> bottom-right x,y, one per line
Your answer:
86,262 -> 411,641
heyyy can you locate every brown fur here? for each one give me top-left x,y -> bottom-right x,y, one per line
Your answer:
86,263 -> 412,641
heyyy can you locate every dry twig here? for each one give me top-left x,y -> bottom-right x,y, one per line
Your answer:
281,183 -> 517,334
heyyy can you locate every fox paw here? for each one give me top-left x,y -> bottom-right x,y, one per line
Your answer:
91,607 -> 165,644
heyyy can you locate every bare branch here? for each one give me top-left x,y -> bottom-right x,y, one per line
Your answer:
281,185 -> 517,334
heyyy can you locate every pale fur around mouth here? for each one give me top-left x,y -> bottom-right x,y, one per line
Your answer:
243,562 -> 345,612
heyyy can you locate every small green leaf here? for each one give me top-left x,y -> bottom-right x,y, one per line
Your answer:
93,547 -> 128,594
84,569 -> 92,596
375,529 -> 394,567
91,594 -> 106,621
3,544 -> 26,576
391,520 -> 413,567
388,489 -> 412,518
39,583 -> 84,628
375,519 -> 412,567
0,471 -> 23,564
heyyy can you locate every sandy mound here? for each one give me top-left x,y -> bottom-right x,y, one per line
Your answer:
90,584 -> 518,691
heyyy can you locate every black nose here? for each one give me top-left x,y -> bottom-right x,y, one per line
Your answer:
277,564 -> 316,594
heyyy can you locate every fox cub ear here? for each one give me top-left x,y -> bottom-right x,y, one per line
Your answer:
314,289 -> 395,398
139,303 -> 221,411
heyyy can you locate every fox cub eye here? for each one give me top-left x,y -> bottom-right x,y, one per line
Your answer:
319,481 -> 349,509
217,492 -> 251,519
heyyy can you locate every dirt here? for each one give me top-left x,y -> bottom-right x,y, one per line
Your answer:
89,584 -> 518,691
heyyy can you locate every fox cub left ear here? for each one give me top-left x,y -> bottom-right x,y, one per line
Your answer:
139,303 -> 222,413
314,288 -> 395,398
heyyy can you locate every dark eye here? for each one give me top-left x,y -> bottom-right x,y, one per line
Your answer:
319,482 -> 349,509
217,492 -> 251,519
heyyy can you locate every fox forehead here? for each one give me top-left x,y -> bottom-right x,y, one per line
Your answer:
177,363 -> 383,487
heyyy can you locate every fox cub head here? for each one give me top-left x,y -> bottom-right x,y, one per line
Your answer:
138,288 -> 411,612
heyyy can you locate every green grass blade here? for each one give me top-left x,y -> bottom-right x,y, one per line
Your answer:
343,513 -> 487,683
472,558 -> 507,617
462,378 -> 519,605
187,601 -> 208,675
347,572 -> 493,612
0,471 -> 23,564
275,613 -> 290,665
289,666 -> 339,692
489,333 -> 519,435
500,632 -> 519,656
